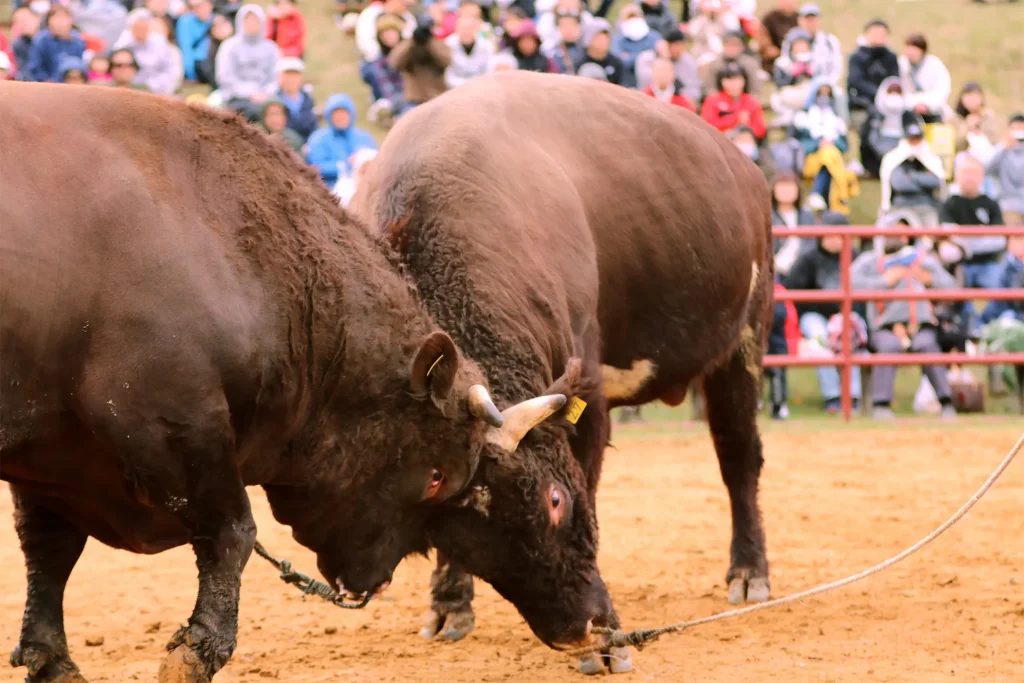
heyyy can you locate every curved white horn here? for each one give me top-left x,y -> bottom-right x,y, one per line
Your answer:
468,384 -> 504,428
485,394 -> 567,453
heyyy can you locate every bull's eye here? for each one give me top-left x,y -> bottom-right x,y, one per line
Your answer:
551,490 -> 561,509
426,469 -> 445,499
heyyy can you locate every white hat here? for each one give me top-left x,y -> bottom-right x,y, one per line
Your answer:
276,57 -> 305,74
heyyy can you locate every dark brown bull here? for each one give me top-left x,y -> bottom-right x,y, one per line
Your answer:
0,82 -> 566,683
352,71 -> 774,673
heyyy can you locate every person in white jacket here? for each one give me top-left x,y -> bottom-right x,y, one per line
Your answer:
898,33 -> 951,124
355,0 -> 415,64
780,4 -> 843,89
444,6 -> 495,89
114,8 -> 181,95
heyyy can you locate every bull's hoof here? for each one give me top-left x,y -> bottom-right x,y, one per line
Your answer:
158,645 -> 210,683
727,576 -> 771,605
577,647 -> 633,675
577,652 -> 604,675
10,643 -> 89,683
418,607 -> 475,642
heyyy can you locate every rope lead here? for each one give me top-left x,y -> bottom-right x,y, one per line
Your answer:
253,540 -> 372,609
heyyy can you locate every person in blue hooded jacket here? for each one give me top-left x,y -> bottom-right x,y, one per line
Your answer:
306,94 -> 378,186
26,6 -> 87,83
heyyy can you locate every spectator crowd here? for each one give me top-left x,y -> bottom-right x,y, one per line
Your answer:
2,0 -> 1022,420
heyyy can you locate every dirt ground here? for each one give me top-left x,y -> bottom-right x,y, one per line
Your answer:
2,422 -> 1023,683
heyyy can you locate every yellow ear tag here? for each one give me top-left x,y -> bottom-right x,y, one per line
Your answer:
426,354 -> 444,377
565,397 -> 587,425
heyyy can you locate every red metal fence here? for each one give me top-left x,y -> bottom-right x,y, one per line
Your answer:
765,226 -> 1024,420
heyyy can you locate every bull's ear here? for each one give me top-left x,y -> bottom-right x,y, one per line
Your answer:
410,331 -> 459,402
544,358 -> 582,400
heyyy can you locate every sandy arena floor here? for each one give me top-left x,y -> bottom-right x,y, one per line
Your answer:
2,422 -> 1023,682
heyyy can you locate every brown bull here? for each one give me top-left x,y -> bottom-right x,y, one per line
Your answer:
352,71 -> 774,673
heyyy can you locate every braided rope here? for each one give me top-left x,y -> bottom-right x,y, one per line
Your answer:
570,431 -> 1024,656
253,540 -> 372,609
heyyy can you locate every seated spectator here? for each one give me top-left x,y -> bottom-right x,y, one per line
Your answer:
10,8 -> 41,78
729,125 -> 775,182
334,148 -> 379,207
898,33 -> 951,124
758,0 -> 797,71
177,0 -> 214,83
115,9 -> 182,95
634,29 -> 699,101
144,0 -> 178,34
389,13 -> 451,113
59,54 -> 88,83
851,225 -> 959,420
940,154 -> 1006,336
879,112 -> 947,227
198,12 -> 232,88
74,0 -> 129,52
796,78 -> 858,215
639,0 -> 677,38
152,15 -> 185,93
784,217 -> 867,413
701,28 -> 760,100
689,0 -> 740,75
266,0 -> 305,58
701,61 -> 766,140
611,4 -> 659,87
356,0 -> 414,64
364,13 -> 405,113
504,18 -> 552,72
259,97 -> 304,153
488,50 -> 518,73
770,171 -> 815,275
306,94 -> 378,186
846,18 -> 898,131
446,4 -> 495,86
26,6 -> 87,83
985,114 -> 1024,225
644,56 -> 696,111
770,27 -> 814,126
498,6 -> 528,52
107,47 -> 150,90
215,5 -> 281,120
88,52 -> 112,82
275,57 -> 318,141
780,3 -> 842,87
575,18 -> 624,86
537,0 -> 593,47
542,12 -> 583,74
981,237 -> 1024,326
860,76 -> 905,178
953,82 -> 1000,161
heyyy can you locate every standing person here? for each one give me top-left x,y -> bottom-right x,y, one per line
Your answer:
215,4 -> 281,121
898,33 -> 951,124
701,61 -> 766,139
986,114 -> 1024,225
846,18 -> 899,132
177,0 -> 214,83
445,4 -> 495,86
759,0 -> 798,71
25,6 -> 87,83
266,0 -> 306,58
306,93 -> 378,186
274,57 -> 318,141
389,13 -> 452,111
114,9 -> 181,95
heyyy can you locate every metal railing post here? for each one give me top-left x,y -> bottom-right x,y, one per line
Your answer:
840,235 -> 853,421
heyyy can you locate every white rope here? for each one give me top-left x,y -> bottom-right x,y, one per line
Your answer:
576,431 -> 1024,654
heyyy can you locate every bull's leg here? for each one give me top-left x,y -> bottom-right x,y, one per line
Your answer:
419,552 -> 475,641
701,337 -> 770,605
9,487 -> 89,683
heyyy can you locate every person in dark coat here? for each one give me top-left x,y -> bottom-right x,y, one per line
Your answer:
759,0 -> 798,71
274,56 -> 318,141
197,12 -> 234,88
846,18 -> 899,128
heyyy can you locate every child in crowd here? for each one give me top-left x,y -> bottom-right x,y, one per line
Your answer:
701,61 -> 765,139
88,53 -> 112,82
796,78 -> 858,214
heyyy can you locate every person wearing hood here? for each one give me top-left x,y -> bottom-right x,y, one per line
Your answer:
74,0 -> 128,51
701,29 -> 761,100
861,76 -> 906,177
770,27 -> 814,126
986,114 -> 1024,225
215,5 -> 281,120
851,215 -> 959,420
176,0 -> 214,82
445,5 -> 495,87
759,0 -> 797,71
58,53 -> 88,83
389,13 -> 452,109
898,33 -> 951,124
639,0 -> 676,39
114,9 -> 181,95
846,18 -> 899,127
610,3 -> 659,88
306,93 -> 378,186
259,96 -> 304,153
796,78 -> 857,215
541,11 -> 584,75
502,18 -> 553,73
574,18 -> 624,86
274,57 -> 317,141
643,56 -> 695,111
634,28 -> 699,100
26,6 -> 87,82
879,111 -> 947,227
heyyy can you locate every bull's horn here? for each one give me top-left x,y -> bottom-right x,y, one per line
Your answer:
468,385 -> 504,428
485,394 -> 567,453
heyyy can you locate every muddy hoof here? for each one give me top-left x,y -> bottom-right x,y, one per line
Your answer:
728,576 -> 771,605
419,608 -> 475,642
158,645 -> 210,683
577,652 -> 604,675
11,643 -> 89,683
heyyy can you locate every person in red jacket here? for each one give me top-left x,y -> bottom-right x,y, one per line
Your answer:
643,56 -> 696,112
266,0 -> 307,58
701,60 -> 766,139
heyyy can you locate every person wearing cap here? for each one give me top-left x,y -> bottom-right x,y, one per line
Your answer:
701,60 -> 766,139
634,28 -> 698,100
779,3 -> 842,89
898,32 -> 951,124
847,18 -> 898,129
879,111 -> 947,228
639,0 -> 677,39
701,28 -> 761,100
265,0 -> 306,58
177,0 -> 214,82
113,8 -> 181,95
986,114 -> 1024,226
274,56 -> 318,141
574,17 -> 624,86
758,0 -> 797,71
